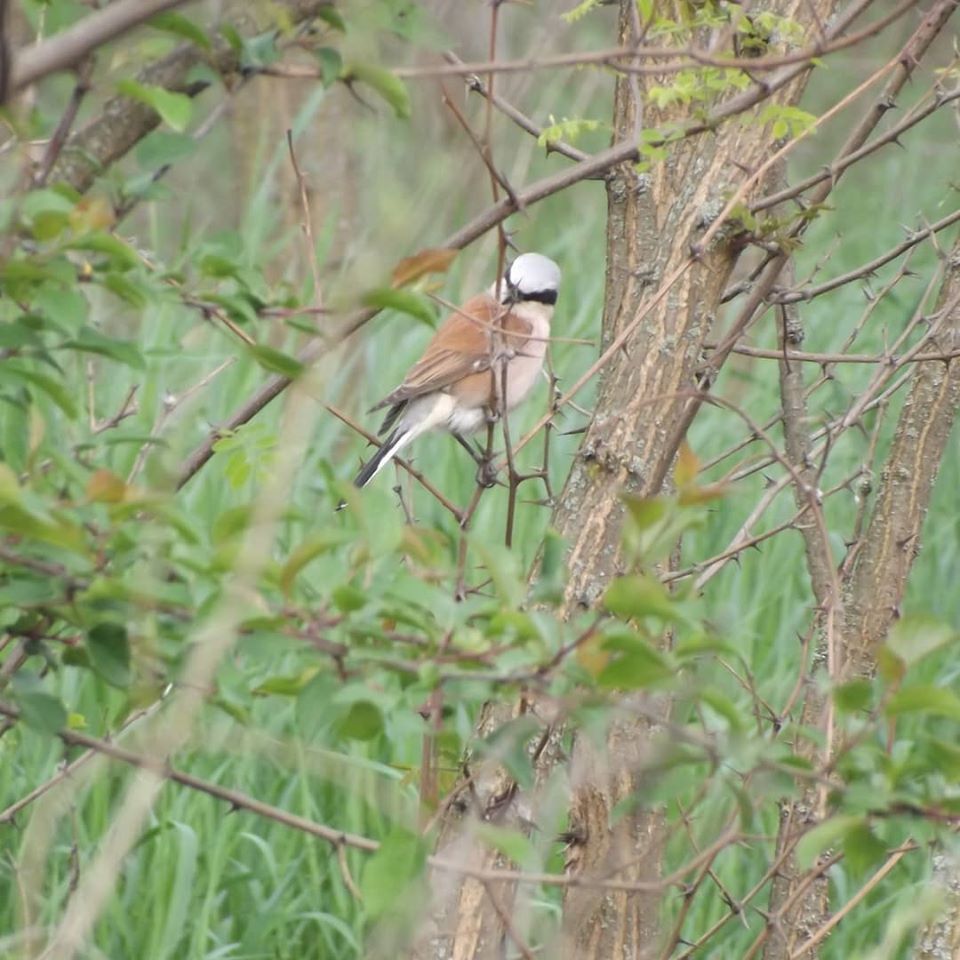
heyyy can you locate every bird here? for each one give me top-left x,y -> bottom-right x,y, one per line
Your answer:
352,252 -> 561,490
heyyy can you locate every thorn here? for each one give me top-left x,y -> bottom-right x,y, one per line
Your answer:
342,79 -> 375,113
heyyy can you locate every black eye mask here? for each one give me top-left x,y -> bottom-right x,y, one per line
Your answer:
519,288 -> 558,305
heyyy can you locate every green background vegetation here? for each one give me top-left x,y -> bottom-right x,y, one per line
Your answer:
1,1 -> 958,958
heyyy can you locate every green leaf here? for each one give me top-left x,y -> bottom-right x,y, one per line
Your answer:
604,574 -> 680,622
102,271 -> 150,308
4,360 -> 78,417
218,23 -> 243,54
295,672 -> 337,734
317,7 -> 346,31
0,502 -> 85,552
361,830 -> 427,919
0,319 -> 44,349
362,287 -> 437,327
700,689 -> 744,732
86,622 -> 132,687
886,615 -> 957,668
211,505 -> 251,545
117,80 -> 193,132
596,629 -> 674,689
313,47 -> 343,86
63,326 -> 145,369
247,344 -> 305,379
254,667 -> 320,697
833,679 -> 873,713
796,814 -> 863,870
135,130 -> 198,169
20,188 -> 75,238
202,292 -> 258,326
886,686 -> 960,721
475,824 -> 537,867
155,821 -> 200,959
470,540 -> 523,608
342,64 -> 411,119
335,700 -> 383,741
623,494 -> 668,531
31,284 -> 89,332
927,739 -> 960,778
65,232 -> 141,270
843,821 -> 887,875
332,583 -> 366,612
562,0 -> 602,23
149,11 -> 211,49
476,715 -> 542,790
241,31 -> 281,69
280,531 -> 351,594
11,677 -> 67,736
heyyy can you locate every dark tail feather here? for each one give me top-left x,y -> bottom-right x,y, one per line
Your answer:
353,429 -> 403,488
378,400 -> 407,435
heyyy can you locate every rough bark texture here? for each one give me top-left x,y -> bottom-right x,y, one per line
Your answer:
420,0 -> 835,955
763,261 -> 832,957
762,2 -> 959,952
844,240 -> 960,958
765,240 -> 960,960
548,0 -> 833,952
841,247 -> 960,674
918,851 -> 960,960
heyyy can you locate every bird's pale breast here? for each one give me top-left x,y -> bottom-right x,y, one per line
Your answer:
501,301 -> 551,411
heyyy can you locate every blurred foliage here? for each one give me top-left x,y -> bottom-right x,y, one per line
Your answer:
0,0 -> 958,958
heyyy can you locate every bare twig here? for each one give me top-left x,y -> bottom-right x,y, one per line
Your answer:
11,0 -> 192,91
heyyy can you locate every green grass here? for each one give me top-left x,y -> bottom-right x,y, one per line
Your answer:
2,5 -> 960,959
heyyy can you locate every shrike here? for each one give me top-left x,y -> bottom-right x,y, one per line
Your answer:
353,252 -> 561,489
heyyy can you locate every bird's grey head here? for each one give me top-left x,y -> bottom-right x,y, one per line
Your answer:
500,253 -> 561,306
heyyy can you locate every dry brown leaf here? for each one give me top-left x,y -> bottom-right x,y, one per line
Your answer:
391,247 -> 458,288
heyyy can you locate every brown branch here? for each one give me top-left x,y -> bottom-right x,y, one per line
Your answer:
381,1 -> 917,81
0,700 -> 379,853
32,58 -> 94,187
443,51 -> 590,164
662,0 -> 960,525
765,251 -> 835,958
325,403 -> 463,521
840,236 -> 960,675
705,259 -> 921,476
47,0 -> 332,194
771,207 -> 960,304
790,846 -> 910,958
778,255 -> 835,610
0,700 -> 167,825
10,0 -> 191,92
286,128 -> 324,311
174,0 -> 882,491
440,83 -> 521,210
765,263 -> 958,960
0,700 -> 744,896
753,87 -> 960,213
720,344 -> 960,364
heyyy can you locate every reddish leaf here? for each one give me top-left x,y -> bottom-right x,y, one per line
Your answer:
391,248 -> 458,288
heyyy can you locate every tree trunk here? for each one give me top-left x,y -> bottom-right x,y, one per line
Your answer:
420,0 -> 837,955
762,2 -> 959,952
849,238 -> 960,959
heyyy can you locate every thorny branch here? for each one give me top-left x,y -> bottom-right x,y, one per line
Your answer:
5,0 -> 960,954
176,0 -> 885,490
